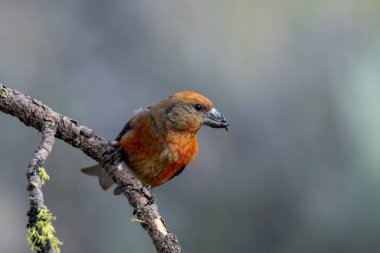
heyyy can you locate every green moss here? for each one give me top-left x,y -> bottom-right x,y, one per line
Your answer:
38,167 -> 50,186
27,169 -> 61,252
0,84 -> 7,99
30,181 -> 40,188
130,217 -> 144,223
27,206 -> 63,253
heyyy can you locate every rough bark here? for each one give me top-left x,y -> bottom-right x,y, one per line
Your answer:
0,84 -> 181,253
26,121 -> 58,253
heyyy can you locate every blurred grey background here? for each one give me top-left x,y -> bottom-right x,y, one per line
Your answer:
1,1 -> 380,252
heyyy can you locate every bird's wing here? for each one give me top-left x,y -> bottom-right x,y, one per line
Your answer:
114,118 -> 133,141
168,165 -> 187,181
115,106 -> 151,141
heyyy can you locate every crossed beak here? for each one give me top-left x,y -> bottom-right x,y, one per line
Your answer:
203,108 -> 229,131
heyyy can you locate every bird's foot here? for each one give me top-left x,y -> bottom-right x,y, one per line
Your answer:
133,184 -> 156,215
141,184 -> 157,205
100,147 -> 123,167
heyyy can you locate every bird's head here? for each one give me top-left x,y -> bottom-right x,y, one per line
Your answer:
153,91 -> 229,133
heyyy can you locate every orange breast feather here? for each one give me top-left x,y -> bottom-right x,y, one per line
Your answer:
119,113 -> 198,187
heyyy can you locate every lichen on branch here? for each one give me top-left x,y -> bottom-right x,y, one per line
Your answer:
26,121 -> 61,253
27,204 -> 62,253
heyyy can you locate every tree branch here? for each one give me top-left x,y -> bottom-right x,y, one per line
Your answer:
26,121 -> 62,253
0,84 -> 181,253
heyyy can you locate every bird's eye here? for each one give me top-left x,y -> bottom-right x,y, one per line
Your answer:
194,104 -> 203,111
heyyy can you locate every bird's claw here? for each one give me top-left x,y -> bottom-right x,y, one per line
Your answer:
100,147 -> 123,167
132,184 -> 156,215
146,194 -> 157,205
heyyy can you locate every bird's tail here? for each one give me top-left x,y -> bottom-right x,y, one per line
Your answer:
81,165 -> 115,190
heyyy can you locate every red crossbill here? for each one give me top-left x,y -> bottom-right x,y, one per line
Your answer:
81,91 -> 228,189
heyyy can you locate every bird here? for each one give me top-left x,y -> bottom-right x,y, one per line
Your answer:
81,91 -> 228,190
